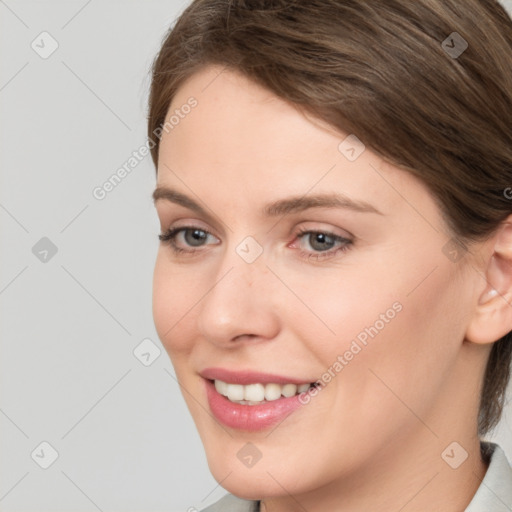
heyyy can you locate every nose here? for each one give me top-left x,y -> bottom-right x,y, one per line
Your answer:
196,244 -> 281,347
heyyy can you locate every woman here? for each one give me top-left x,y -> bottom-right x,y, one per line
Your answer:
148,1 -> 512,510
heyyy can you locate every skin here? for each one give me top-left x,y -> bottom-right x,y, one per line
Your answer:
152,64 -> 512,512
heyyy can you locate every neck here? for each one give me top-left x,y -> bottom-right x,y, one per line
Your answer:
259,428 -> 489,512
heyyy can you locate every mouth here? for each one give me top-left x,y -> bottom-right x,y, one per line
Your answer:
212,379 -> 318,405
200,368 -> 320,431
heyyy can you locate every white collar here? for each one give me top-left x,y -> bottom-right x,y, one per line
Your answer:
465,442 -> 512,511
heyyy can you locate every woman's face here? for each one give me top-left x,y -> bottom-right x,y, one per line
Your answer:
152,64 -> 482,499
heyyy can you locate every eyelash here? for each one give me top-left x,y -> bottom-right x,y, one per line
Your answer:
158,225 -> 353,262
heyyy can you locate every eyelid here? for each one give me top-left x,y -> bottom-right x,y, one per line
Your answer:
156,207 -> 227,238
291,220 -> 354,239
160,216 -> 215,232
159,225 -> 219,245
290,228 -> 352,250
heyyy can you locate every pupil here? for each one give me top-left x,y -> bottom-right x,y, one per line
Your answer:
311,233 -> 333,251
186,229 -> 207,247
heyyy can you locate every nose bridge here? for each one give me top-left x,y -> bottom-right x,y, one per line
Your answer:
196,234 -> 279,344
209,234 -> 268,311
215,232 -> 269,292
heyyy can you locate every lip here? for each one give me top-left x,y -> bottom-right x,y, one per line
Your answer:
204,378 -> 306,431
200,367 -> 314,385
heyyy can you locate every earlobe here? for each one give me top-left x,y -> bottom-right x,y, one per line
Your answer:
466,220 -> 512,345
477,286 -> 498,305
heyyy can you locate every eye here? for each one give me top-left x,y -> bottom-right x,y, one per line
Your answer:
292,228 -> 352,261
158,226 -> 219,254
158,225 -> 353,261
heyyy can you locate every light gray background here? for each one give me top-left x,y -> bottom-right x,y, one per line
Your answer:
1,1 -> 512,511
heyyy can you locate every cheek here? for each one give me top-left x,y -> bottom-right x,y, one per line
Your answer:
292,245 -> 466,419
346,264 -> 466,423
152,253 -> 197,355
274,258 -> 407,368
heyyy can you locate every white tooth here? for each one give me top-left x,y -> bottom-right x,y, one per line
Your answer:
297,383 -> 310,393
281,383 -> 297,397
264,383 -> 282,401
244,383 -> 265,402
215,380 -> 228,396
226,383 -> 244,401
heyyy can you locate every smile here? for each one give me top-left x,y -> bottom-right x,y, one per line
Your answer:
200,368 -> 320,431
214,379 -> 314,404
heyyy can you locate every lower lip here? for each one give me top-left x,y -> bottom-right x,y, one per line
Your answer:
205,379 -> 305,431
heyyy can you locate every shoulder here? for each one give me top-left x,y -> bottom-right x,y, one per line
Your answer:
465,441 -> 512,511
199,493 -> 259,512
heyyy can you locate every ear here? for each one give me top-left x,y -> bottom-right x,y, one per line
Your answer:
465,218 -> 512,345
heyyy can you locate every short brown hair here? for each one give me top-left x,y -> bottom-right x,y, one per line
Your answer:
147,0 -> 512,436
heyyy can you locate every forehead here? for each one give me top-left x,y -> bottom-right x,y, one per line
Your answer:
165,64 -> 340,158
160,65 -> 359,184
156,65 -> 441,234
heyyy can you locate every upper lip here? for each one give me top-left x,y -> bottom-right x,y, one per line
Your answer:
200,367 -> 314,385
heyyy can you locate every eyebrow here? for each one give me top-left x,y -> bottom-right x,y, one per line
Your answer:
152,186 -> 383,218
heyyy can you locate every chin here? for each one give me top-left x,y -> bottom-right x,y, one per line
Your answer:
211,471 -> 284,502
206,448 -> 318,502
